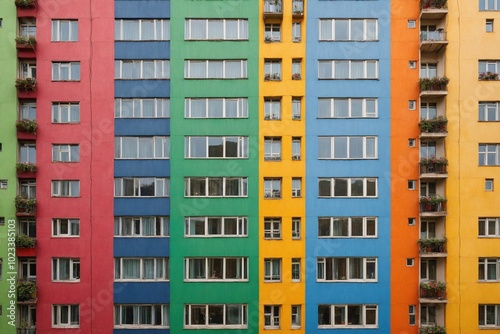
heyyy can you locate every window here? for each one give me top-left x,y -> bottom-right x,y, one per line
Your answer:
480,0 -> 500,10
409,305 -> 416,325
479,258 -> 500,281
184,216 -> 247,237
185,98 -> 248,118
115,98 -> 170,118
184,304 -> 247,328
479,102 -> 500,121
52,144 -> 80,162
184,257 -> 248,281
487,19 -> 494,32
20,180 -> 36,198
20,102 -> 36,120
318,217 -> 377,238
420,259 -> 437,280
184,177 -> 247,197
318,98 -> 378,118
19,258 -> 36,281
52,258 -> 80,281
407,258 -> 415,266
292,258 -> 301,282
479,144 -> 500,165
114,304 -> 169,328
409,61 -> 417,69
421,102 -> 437,119
409,100 -> 416,110
264,305 -> 280,329
317,257 -> 377,281
52,305 -> 79,327
115,60 -> 170,79
0,218 -> 4,226
52,102 -> 80,123
264,218 -> 281,239
114,178 -> 169,197
420,304 -> 436,326
318,304 -> 378,327
0,259 -> 2,280
292,97 -> 301,120
264,137 -> 281,160
291,305 -> 301,328
479,304 -> 500,327
292,59 -> 301,80
408,20 -> 416,28
264,59 -> 282,81
292,22 -> 301,42
318,60 -> 378,79
52,219 -> 80,237
408,218 -> 416,226
420,181 -> 437,197
486,178 -> 495,191
20,62 -> 36,79
319,19 -> 378,41
292,137 -> 301,160
185,136 -> 248,159
292,217 -> 301,239
479,217 -> 500,237
184,19 -> 247,40
265,24 -> 281,42
264,178 -> 281,198
184,60 -> 247,79
52,180 -> 80,197
115,19 -> 170,41
20,143 -> 36,163
264,258 -> 281,281
408,139 -> 416,147
318,136 -> 378,159
52,62 -> 80,81
420,63 -> 438,78
19,18 -> 36,37
114,257 -> 169,281
479,60 -> 500,78
421,221 -> 436,239
115,137 -> 170,159
292,178 -> 302,197
408,180 -> 417,190
0,180 -> 6,189
115,217 -> 169,237
264,98 -> 281,120
19,219 -> 36,237
318,178 -> 377,197
52,20 -> 78,41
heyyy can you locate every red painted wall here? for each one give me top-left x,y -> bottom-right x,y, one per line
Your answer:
34,0 -> 114,332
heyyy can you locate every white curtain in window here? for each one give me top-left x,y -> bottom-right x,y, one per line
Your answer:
190,20 -> 206,39
318,138 -> 331,159
139,306 -> 152,324
239,20 -> 248,39
335,61 -> 349,78
318,61 -> 332,79
226,99 -> 238,117
226,305 -> 242,324
366,61 -> 377,78
366,20 -> 377,40
208,20 -> 223,39
190,99 -> 206,117
366,138 -> 376,158
189,259 -> 205,279
123,259 -> 140,279
123,21 -> 139,40
189,61 -> 206,78
138,137 -> 153,158
334,137 -> 348,158
208,99 -> 223,117
320,20 -> 332,40
351,20 -> 364,40
59,259 -> 69,279
351,61 -> 364,79
142,217 -> 155,236
349,137 -> 363,158
121,137 -> 137,158
225,61 -> 242,78
351,99 -> 363,117
141,20 -> 154,40
142,99 -> 155,117
209,61 -> 224,78
143,259 -> 155,279
335,20 -> 349,40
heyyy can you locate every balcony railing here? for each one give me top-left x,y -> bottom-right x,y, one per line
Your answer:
292,0 -> 304,17
420,197 -> 447,213
264,73 -> 281,81
419,157 -> 448,175
418,238 -> 447,253
421,30 -> 446,42
419,325 -> 446,334
15,196 -> 36,215
264,0 -> 283,19
420,30 -> 448,52
419,117 -> 447,134
421,0 -> 447,10
17,329 -> 36,334
420,281 -> 446,299
419,77 -> 449,92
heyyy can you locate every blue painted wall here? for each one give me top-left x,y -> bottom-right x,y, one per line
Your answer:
305,0 -> 391,333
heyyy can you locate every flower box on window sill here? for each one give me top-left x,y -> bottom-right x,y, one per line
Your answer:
478,72 -> 499,81
420,0 -> 447,10
292,73 -> 301,80
292,155 -> 301,160
265,157 -> 281,161
264,73 -> 281,81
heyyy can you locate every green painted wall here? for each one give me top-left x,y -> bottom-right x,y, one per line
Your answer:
170,0 -> 259,332
0,2 -> 20,333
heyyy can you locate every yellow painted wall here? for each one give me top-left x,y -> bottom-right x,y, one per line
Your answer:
446,1 -> 500,332
259,1 -> 305,332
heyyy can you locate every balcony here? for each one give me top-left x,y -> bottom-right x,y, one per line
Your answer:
419,117 -> 447,138
292,0 -> 304,19
16,163 -> 37,179
15,78 -> 36,99
420,196 -> 447,216
420,158 -> 448,178
418,238 -> 447,256
420,30 -> 448,52
264,0 -> 283,20
15,196 -> 36,217
17,329 -> 36,334
420,0 -> 448,20
419,77 -> 449,98
420,281 -> 447,302
15,0 -> 37,18
15,234 -> 37,257
15,36 -> 36,58
16,120 -> 37,140
17,280 -> 37,303
419,326 -> 446,334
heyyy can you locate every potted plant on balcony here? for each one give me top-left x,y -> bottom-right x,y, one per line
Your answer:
432,76 -> 449,90
432,195 -> 447,211
292,73 -> 301,80
421,0 -> 447,10
15,78 -> 36,92
16,162 -> 38,178
420,326 -> 447,334
15,36 -> 36,48
15,234 -> 36,249
15,195 -> 36,215
16,119 -> 37,134
17,280 -> 37,301
15,0 -> 36,7
418,238 -> 433,252
478,71 -> 499,81
271,73 -> 280,80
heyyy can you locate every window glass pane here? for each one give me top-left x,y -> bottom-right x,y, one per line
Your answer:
335,20 -> 349,40
334,179 -> 348,196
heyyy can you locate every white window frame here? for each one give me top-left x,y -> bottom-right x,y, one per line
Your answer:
479,144 -> 500,166
20,62 -> 36,79
184,304 -> 248,328
319,18 -> 378,41
184,19 -> 248,40
264,305 -> 280,329
479,304 -> 500,327
264,178 -> 281,199
420,259 -> 437,281
115,60 -> 170,79
19,218 -> 36,238
114,216 -> 169,237
184,60 -> 247,79
20,143 -> 36,164
292,258 -> 301,282
318,98 -> 378,118
184,257 -> 248,281
265,23 -> 281,42
479,102 -> 500,121
19,19 -> 36,38
114,304 -> 170,328
292,178 -> 302,197
115,98 -> 170,118
20,101 -> 36,121
317,257 -> 377,281
114,177 -> 170,197
20,180 -> 36,198
52,20 -> 78,42
291,305 -> 301,328
264,218 -> 281,239
52,218 -> 80,237
409,305 -> 416,325
318,60 -> 379,79
264,59 -> 282,80
115,19 -> 170,41
184,136 -> 248,159
264,98 -> 281,120
479,217 -> 500,237
479,258 -> 500,281
52,62 -> 80,81
292,22 -> 301,42
184,216 -> 247,237
264,137 -> 281,160
479,60 -> 500,75
114,257 -> 169,281
52,144 -> 80,162
52,102 -> 80,123
292,217 -> 301,239
52,180 -> 80,197
318,136 -> 378,159
264,258 -> 281,282
292,137 -> 301,160
185,98 -> 248,118
52,258 -> 80,282
318,216 -> 377,238
318,304 -> 378,328
114,136 -> 170,159
480,0 -> 500,11
421,102 -> 437,120
318,177 -> 378,197
19,258 -> 36,281
52,305 -> 79,328
292,98 -> 302,120
184,177 -> 248,197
